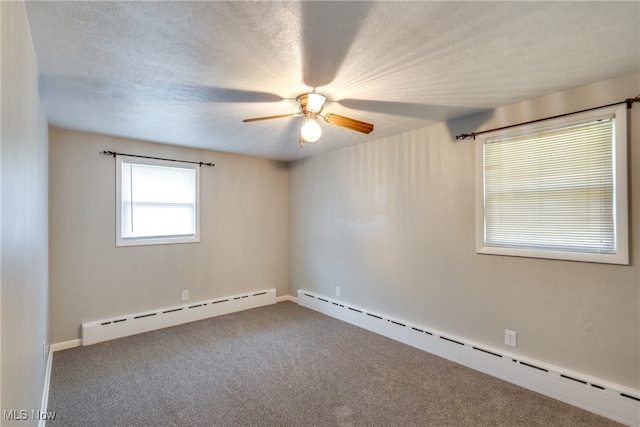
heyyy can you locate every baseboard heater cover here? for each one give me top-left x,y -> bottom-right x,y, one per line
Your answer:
82,289 -> 276,345
297,290 -> 639,427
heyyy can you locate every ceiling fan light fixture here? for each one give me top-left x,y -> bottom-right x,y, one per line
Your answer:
243,92 -> 373,147
301,114 -> 322,142
306,93 -> 327,113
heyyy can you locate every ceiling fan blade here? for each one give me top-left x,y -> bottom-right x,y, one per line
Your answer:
323,113 -> 374,134
243,113 -> 300,123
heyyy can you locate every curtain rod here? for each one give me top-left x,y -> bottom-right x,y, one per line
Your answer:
455,95 -> 640,140
100,150 -> 215,167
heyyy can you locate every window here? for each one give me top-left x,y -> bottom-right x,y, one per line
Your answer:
476,104 -> 628,264
116,157 -> 200,247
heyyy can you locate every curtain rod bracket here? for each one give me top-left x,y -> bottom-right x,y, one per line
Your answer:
455,133 -> 476,140
100,150 -> 117,158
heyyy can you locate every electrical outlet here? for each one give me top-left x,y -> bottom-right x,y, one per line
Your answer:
182,290 -> 189,301
505,329 -> 517,347
336,287 -> 341,297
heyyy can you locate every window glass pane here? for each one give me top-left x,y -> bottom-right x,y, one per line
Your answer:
130,164 -> 195,204
125,204 -> 194,237
120,161 -> 197,242
483,117 -> 615,254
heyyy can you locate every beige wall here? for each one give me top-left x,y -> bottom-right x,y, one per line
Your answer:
1,1 -> 50,421
49,129 -> 289,343
289,73 -> 640,389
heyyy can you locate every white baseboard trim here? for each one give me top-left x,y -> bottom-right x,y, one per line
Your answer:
50,339 -> 82,352
55,295 -> 295,350
38,346 -> 54,427
42,340 -> 82,426
82,289 -> 276,346
297,290 -> 640,427
276,294 -> 297,303
53,296 -> 297,350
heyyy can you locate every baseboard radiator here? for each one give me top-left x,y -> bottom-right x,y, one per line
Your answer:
82,289 -> 276,346
298,290 -> 640,427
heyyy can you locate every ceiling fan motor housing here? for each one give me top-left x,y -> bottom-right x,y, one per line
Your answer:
298,93 -> 327,114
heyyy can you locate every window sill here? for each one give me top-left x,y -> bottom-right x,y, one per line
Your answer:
476,245 -> 629,265
116,236 -> 200,247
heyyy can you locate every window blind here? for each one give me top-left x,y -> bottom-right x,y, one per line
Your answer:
121,162 -> 197,240
482,117 -> 615,254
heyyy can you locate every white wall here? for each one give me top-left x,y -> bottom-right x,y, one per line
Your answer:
49,129 -> 289,343
1,1 -> 50,422
289,73 -> 640,389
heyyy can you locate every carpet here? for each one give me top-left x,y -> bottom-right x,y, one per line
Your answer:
47,301 -> 622,426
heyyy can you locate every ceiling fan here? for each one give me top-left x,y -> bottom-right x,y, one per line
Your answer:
243,93 -> 374,147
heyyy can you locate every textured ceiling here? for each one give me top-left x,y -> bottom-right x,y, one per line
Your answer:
25,1 -> 640,161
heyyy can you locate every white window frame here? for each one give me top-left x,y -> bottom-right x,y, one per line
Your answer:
116,157 -> 200,247
475,104 -> 628,265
